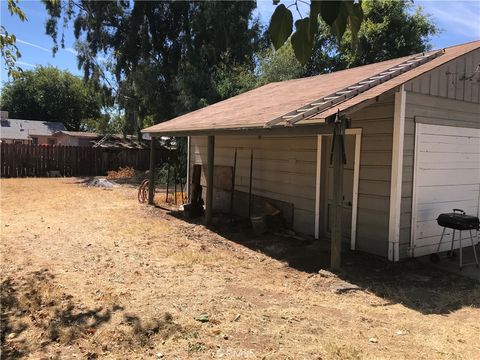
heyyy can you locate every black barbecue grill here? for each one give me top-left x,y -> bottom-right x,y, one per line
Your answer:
431,209 -> 479,269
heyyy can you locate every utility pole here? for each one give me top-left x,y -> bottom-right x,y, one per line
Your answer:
330,111 -> 348,271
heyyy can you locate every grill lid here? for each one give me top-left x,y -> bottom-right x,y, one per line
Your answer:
437,209 -> 480,230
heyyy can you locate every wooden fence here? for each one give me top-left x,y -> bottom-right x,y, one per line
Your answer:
0,143 -> 171,178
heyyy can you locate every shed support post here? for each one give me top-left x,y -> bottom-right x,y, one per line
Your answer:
148,136 -> 156,205
331,116 -> 346,271
205,135 -> 215,225
388,85 -> 406,261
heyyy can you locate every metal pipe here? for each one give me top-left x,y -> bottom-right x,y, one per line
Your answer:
174,165 -> 178,205
165,164 -> 170,203
230,148 -> 237,216
205,136 -> 215,225
248,149 -> 253,218
148,137 -> 156,205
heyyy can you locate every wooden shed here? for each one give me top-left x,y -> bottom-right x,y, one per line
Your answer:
143,41 -> 480,262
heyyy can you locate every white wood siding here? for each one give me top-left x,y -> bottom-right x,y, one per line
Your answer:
410,124 -> 480,256
404,48 -> 480,103
190,135 -> 318,231
400,49 -> 480,258
349,96 -> 395,257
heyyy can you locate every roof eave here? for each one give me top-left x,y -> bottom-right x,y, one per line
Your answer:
143,121 -> 333,137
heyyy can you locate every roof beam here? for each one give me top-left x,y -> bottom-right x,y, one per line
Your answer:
144,122 -> 332,137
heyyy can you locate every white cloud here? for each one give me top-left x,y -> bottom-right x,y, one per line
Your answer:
17,61 -> 36,68
419,1 -> 480,38
16,39 -> 50,52
65,47 -> 77,54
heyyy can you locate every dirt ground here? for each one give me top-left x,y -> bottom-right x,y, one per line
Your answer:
1,178 -> 479,360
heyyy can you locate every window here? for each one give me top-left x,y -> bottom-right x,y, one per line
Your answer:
31,137 -> 38,145
48,138 -> 56,145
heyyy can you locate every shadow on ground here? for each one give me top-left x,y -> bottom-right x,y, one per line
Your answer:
167,208 -> 480,316
0,269 -> 181,359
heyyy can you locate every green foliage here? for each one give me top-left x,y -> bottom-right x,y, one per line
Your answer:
306,0 -> 438,75
37,0 -> 437,138
81,113 -> 124,135
256,42 -> 305,86
212,59 -> 256,100
269,0 -> 364,64
0,66 -> 102,130
1,0 -> 27,78
291,18 -> 314,65
269,4 -> 293,50
173,1 -> 261,115
250,0 -> 437,91
42,1 -> 261,136
320,1 -> 342,26
340,0 -> 437,67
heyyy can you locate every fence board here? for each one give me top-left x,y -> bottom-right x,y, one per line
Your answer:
0,144 -> 171,178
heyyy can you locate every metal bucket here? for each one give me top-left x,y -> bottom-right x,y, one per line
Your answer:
251,215 -> 267,235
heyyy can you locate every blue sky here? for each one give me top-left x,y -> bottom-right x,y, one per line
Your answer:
1,0 -> 479,85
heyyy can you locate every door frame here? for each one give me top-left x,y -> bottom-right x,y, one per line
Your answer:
315,128 -> 362,250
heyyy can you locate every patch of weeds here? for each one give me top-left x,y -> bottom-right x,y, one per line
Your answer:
324,342 -> 362,360
165,249 -> 222,265
1,269 -> 124,355
121,312 -> 182,347
187,341 -> 207,353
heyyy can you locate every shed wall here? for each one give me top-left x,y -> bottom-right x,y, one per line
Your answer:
348,96 -> 395,256
399,48 -> 480,259
190,96 -> 395,257
190,135 -> 318,231
404,47 -> 480,103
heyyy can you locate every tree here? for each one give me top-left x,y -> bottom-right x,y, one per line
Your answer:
211,56 -> 257,100
269,0 -> 363,64
258,0 -> 437,82
0,66 -> 102,130
306,0 -> 438,75
1,0 -> 27,78
256,41 -> 305,86
173,1 -> 261,114
42,1 -> 262,126
81,113 -> 125,135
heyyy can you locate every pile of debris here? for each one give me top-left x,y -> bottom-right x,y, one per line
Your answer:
84,178 -> 116,188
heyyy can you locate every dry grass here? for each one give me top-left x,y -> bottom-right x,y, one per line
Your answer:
1,178 -> 479,359
106,167 -> 136,179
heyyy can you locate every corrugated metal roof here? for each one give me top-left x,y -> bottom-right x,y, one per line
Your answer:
0,119 -> 67,140
143,41 -> 480,135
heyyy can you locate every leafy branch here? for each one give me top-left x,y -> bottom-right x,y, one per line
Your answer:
269,0 -> 363,64
1,0 -> 27,78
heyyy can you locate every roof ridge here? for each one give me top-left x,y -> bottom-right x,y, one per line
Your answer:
438,39 -> 480,51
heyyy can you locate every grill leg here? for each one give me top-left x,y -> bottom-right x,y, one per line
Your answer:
459,231 -> 462,270
436,227 -> 447,254
449,229 -> 455,257
469,229 -> 479,267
